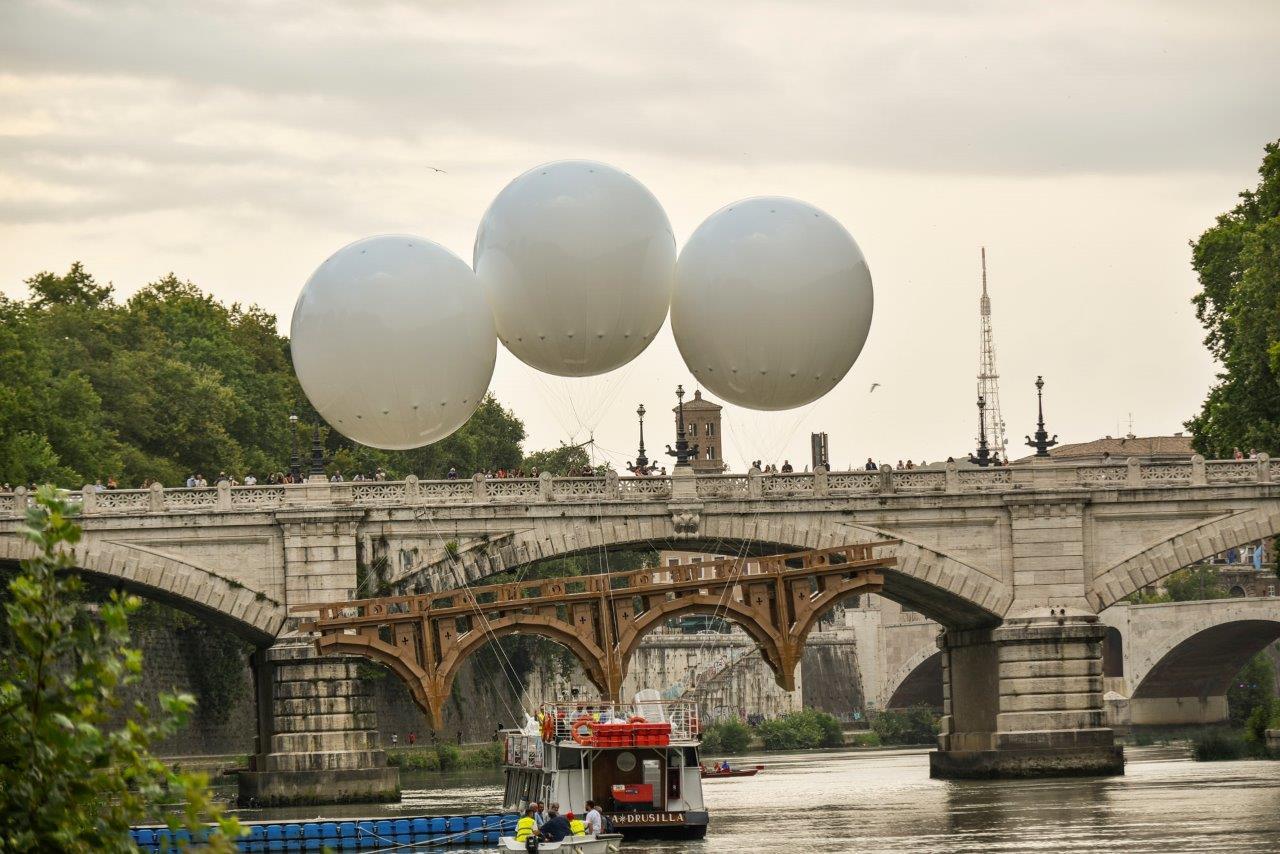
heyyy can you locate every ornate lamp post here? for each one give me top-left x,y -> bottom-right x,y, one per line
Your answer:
634,403 -> 649,470
665,385 -> 699,468
1025,375 -> 1059,458
970,395 -> 991,468
288,414 -> 301,480
309,422 -> 328,477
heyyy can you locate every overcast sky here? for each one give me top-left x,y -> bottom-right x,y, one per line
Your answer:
2,0 -> 1278,470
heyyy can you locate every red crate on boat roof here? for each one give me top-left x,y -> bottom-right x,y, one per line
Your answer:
611,783 -> 653,804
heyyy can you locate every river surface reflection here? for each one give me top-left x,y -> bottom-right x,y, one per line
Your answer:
237,746 -> 1280,852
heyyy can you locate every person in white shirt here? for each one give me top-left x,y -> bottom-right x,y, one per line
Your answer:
583,801 -> 602,836
244,474 -> 257,485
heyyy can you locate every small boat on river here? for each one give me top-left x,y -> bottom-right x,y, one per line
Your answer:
700,763 -> 764,779
497,832 -> 623,852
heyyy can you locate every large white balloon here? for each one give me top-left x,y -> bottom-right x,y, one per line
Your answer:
474,160 -> 676,377
291,235 -> 496,450
671,197 -> 874,411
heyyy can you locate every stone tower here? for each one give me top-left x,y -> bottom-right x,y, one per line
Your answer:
674,389 -> 726,473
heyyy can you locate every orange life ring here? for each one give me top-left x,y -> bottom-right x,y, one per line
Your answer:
541,715 -> 554,742
571,714 -> 596,746
628,715 -> 646,724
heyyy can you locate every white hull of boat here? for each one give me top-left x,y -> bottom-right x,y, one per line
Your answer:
498,833 -> 623,853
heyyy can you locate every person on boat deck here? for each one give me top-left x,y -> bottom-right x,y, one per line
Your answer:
584,801 -> 603,836
565,811 -> 586,837
541,805 -> 571,842
515,807 -> 540,842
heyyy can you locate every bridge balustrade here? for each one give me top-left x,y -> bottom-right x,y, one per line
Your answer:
2,454 -> 1276,517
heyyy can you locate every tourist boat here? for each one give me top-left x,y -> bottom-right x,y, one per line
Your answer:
501,694 -> 709,840
700,763 -> 764,779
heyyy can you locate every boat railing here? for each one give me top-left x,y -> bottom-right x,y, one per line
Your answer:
538,700 -> 700,743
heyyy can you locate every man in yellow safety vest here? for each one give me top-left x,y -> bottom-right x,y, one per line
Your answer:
515,806 -> 540,842
566,811 -> 587,836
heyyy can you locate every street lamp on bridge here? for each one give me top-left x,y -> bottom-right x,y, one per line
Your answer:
1025,375 -> 1059,458
634,403 -> 648,470
288,414 -> 301,480
970,395 -> 991,468
665,385 -> 699,468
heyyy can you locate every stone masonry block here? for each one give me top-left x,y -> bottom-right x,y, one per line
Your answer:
262,749 -> 388,773
1001,690 -> 1103,714
999,658 -> 1101,680
996,708 -> 1107,732
273,712 -> 378,733
270,730 -> 380,754
999,675 -> 1103,697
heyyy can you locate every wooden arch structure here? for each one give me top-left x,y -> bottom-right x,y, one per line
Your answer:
295,541 -> 896,727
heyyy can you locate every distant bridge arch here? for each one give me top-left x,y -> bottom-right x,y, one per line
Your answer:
1089,501 -> 1280,610
0,536 -> 286,644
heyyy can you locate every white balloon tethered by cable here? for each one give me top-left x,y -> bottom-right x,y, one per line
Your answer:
290,235 -> 497,450
671,197 -> 874,411
473,160 -> 676,377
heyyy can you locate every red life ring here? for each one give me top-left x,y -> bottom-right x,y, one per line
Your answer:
628,715 -> 646,724
571,715 -> 596,746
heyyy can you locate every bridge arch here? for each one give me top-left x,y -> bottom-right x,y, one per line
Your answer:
394,515 -> 1009,630
1129,614 -> 1280,705
1089,501 -> 1280,610
0,535 -> 286,645
884,649 -> 943,710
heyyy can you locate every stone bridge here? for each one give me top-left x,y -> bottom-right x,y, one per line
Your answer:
859,595 -> 1280,729
2,453 -> 1279,793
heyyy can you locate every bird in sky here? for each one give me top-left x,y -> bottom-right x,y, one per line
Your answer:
869,383 -> 881,393
428,166 -> 447,174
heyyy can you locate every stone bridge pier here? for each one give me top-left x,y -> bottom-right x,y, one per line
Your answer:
931,610 -> 1120,778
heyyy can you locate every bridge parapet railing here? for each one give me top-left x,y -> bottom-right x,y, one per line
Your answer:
696,475 -> 750,498
826,471 -> 881,495
888,470 -> 946,492
618,476 -> 672,498
6,457 -> 1280,518
1204,460 -> 1260,484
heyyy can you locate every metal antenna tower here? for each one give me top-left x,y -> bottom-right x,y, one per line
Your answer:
976,247 -> 1008,460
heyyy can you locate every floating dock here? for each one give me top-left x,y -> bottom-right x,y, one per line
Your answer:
130,813 -> 519,851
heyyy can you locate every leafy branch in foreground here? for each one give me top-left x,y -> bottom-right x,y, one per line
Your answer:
0,486 -> 240,852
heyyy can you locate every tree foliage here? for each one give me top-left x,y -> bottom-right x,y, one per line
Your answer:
1227,651 -> 1275,728
0,488 -> 239,851
755,709 -> 844,750
0,265 -> 528,488
1125,565 -> 1231,604
870,705 -> 941,745
699,718 -> 752,755
1188,140 -> 1280,456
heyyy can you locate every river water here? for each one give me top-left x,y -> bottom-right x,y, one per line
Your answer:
237,746 -> 1280,852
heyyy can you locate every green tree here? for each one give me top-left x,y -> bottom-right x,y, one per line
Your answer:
1188,140 -> 1280,456
0,265 -> 532,488
870,705 -> 941,745
522,442 -> 598,475
0,487 -> 239,851
1227,651 -> 1275,728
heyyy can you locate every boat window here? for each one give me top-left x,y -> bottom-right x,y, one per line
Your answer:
683,747 -> 700,765
616,751 -> 637,773
557,747 -> 586,768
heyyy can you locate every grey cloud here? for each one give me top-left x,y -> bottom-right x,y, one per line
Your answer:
2,0 -> 1277,182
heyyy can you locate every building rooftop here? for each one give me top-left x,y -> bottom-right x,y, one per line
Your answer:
1013,434 -> 1195,463
674,388 -> 722,412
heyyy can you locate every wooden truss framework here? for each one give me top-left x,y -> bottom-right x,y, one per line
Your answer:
294,541 -> 897,727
